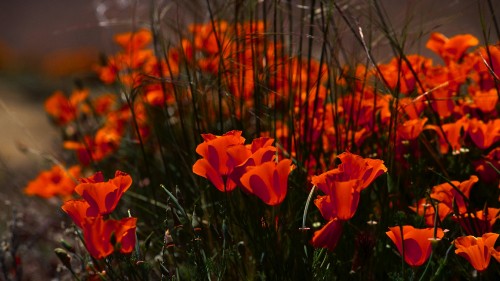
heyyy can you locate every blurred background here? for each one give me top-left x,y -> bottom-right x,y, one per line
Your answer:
0,0 -> 496,279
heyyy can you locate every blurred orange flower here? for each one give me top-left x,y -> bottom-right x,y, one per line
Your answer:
472,89 -> 498,113
467,118 -> 500,150
386,225 -> 444,267
24,165 -> 81,199
114,29 -> 152,51
454,233 -> 499,272
397,117 -> 428,141
426,32 -> 479,63
44,89 -> 88,125
64,125 -> 123,166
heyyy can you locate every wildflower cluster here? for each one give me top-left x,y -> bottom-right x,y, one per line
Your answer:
18,1 -> 500,279
62,171 -> 137,260
193,130 -> 294,205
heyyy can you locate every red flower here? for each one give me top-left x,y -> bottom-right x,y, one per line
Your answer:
336,151 -> 388,190
468,118 -> 500,150
474,148 -> 500,183
409,200 -> 452,227
426,32 -> 479,63
193,130 -> 245,192
472,89 -> 498,113
114,217 -> 138,254
430,175 -> 478,215
44,89 -> 88,125
425,116 -> 468,154
397,118 -> 427,141
313,179 -> 362,220
82,216 -> 116,259
312,152 -> 387,195
455,208 -> 500,236
310,152 -> 386,252
24,165 -> 81,199
82,216 -> 137,259
227,137 -> 276,191
61,199 -> 91,228
386,225 -> 444,267
114,29 -> 152,52
239,159 -> 294,205
455,233 -> 499,272
311,218 -> 343,251
74,171 -> 132,216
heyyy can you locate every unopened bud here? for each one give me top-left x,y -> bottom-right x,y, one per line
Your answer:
54,248 -> 72,271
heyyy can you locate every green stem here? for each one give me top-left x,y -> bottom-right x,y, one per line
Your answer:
302,185 -> 317,230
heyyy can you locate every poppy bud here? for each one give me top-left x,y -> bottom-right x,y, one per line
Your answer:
54,248 -> 72,271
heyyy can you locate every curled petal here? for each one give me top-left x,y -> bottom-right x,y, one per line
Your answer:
61,199 -> 91,228
311,219 -> 343,251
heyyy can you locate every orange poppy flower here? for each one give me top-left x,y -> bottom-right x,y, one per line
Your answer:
386,225 -> 444,267
468,118 -> 500,150
44,89 -> 89,125
397,118 -> 428,141
455,208 -> 500,236
114,29 -> 152,52
82,216 -> 137,259
95,59 -> 118,84
425,116 -> 468,154
378,55 -> 431,95
430,175 -> 478,215
82,216 -> 116,259
454,233 -> 499,272
311,218 -> 343,251
313,179 -> 362,220
474,147 -> 500,183
473,45 -> 500,88
114,217 -> 138,254
227,137 -> 276,191
409,200 -> 452,227
426,32 -> 479,63
239,159 -> 294,205
74,171 -> 132,216
336,151 -> 388,190
472,89 -> 498,113
24,165 -> 81,199
61,199 -> 91,228
192,130 -> 246,192
92,94 -> 116,115
427,88 -> 455,118
399,97 -> 425,120
64,126 -> 123,165
78,171 -> 105,184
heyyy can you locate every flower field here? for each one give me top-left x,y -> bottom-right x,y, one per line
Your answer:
2,0 -> 500,280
